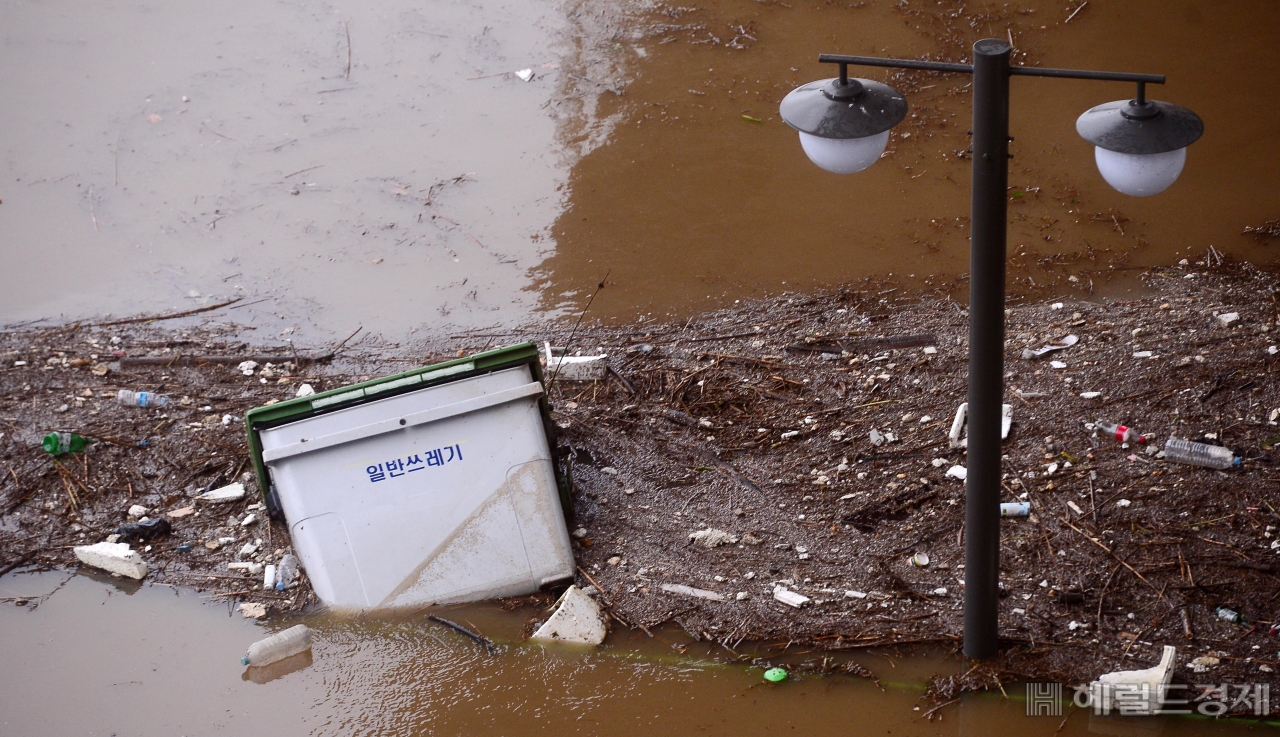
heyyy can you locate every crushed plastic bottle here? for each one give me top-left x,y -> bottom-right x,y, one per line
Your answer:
116,389 -> 168,408
42,432 -> 90,456
1164,438 -> 1240,470
241,624 -> 312,667
1098,422 -> 1145,444
1000,502 -> 1031,518
275,554 -> 298,591
1215,606 -> 1246,625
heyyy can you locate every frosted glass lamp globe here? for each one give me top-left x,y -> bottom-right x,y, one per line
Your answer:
1093,146 -> 1186,197
798,130 -> 890,175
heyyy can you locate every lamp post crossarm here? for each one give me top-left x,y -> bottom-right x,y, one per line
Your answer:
816,53 -> 1165,85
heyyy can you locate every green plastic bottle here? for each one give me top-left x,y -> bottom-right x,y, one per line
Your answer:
42,432 -> 90,456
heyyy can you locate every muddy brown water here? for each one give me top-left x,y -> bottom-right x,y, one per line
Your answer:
1,570 -> 1268,735
2,0 -> 1277,338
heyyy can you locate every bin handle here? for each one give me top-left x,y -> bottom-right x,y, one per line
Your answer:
262,381 -> 544,463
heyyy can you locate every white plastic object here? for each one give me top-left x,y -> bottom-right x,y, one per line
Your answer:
1098,422 -> 1146,444
530,586 -> 606,645
948,403 -> 1012,448
1163,438 -> 1239,470
117,389 -> 168,408
1000,502 -> 1031,518
258,365 -> 573,609
275,554 -> 298,591
543,343 -> 607,381
773,586 -> 810,608
1094,146 -> 1186,197
797,130 -> 889,174
263,564 -> 277,591
241,624 -> 312,667
73,542 -> 147,579
1088,645 -> 1176,715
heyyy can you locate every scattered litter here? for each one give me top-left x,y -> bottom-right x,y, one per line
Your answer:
544,343 -> 607,381
295,383 -> 316,397
167,506 -> 195,518
113,517 -> 171,543
242,624 -> 312,668
238,360 -> 259,376
200,482 -> 246,504
764,667 -> 788,682
127,504 -> 148,518
1049,360 -> 1067,370
773,586 -> 810,608
1116,499 -> 1132,508
1216,312 -> 1239,328
530,586 -> 606,645
1098,422 -> 1146,444
1189,655 -> 1220,673
1021,334 -> 1078,360
948,402 -> 1011,448
910,552 -> 930,567
239,602 -> 267,619
275,554 -> 298,591
661,583 -> 726,601
514,68 -> 535,82
73,542 -> 147,579
945,465 -> 967,481
1066,501 -> 1085,515
1088,646 -> 1177,713
263,564 -> 277,591
869,429 -> 886,446
689,528 -> 739,548
1132,351 -> 1153,359
846,590 -> 867,599
1000,502 -> 1030,518
1079,391 -> 1102,400
117,389 -> 168,408
1163,438 -> 1240,469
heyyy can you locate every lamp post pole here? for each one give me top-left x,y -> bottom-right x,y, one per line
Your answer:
783,39 -> 1202,660
963,38 -> 1011,660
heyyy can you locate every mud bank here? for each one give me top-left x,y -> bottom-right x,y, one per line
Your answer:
3,263 -> 1279,710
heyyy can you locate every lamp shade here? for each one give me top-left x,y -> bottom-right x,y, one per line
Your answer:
798,130 -> 890,174
1077,98 -> 1202,196
1093,146 -> 1186,197
780,76 -> 907,174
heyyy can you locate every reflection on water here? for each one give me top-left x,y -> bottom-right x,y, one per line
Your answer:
0,570 -> 1267,735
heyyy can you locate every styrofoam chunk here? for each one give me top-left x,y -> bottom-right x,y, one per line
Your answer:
530,585 -> 606,645
73,542 -> 147,580
547,355 -> 607,381
946,465 -> 967,481
1089,646 -> 1176,715
200,482 -> 246,504
661,583 -> 726,601
773,586 -> 810,608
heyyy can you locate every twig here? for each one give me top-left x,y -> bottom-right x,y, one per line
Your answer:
1065,2 -> 1087,23
119,352 -> 332,367
85,298 -> 243,327
427,614 -> 497,654
342,20 -> 352,80
547,271 -> 609,394
918,698 -> 958,721
332,326 -> 363,354
284,165 -> 323,179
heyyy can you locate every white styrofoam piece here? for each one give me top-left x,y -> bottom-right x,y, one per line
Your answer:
660,583 -> 725,601
73,542 -> 147,579
260,365 -> 574,609
948,402 -> 1012,448
773,586 -> 810,608
200,482 -> 246,504
542,342 -> 607,381
530,585 -> 607,645
1089,645 -> 1176,715
946,465 -> 967,481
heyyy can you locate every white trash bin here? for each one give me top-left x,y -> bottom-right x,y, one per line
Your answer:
247,346 -> 574,609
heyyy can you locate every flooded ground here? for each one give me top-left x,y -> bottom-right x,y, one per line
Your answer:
3,0 -> 1278,338
1,569 -> 1269,735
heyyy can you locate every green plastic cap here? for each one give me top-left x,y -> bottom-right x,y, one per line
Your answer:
241,656 -> 250,666
763,667 -> 788,683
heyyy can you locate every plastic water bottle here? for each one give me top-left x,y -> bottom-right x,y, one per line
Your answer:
42,432 -> 90,455
117,389 -> 168,408
241,624 -> 312,667
1215,606 -> 1246,625
1098,422 -> 1145,444
1000,502 -> 1031,518
275,554 -> 298,591
1164,438 -> 1239,469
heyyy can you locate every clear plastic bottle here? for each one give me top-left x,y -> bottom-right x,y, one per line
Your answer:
117,389 -> 168,408
1215,606 -> 1246,624
1164,438 -> 1239,470
1098,422 -> 1145,444
275,554 -> 298,591
241,624 -> 312,667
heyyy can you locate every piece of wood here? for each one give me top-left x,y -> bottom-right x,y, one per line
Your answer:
85,298 -> 243,327
119,353 -> 332,367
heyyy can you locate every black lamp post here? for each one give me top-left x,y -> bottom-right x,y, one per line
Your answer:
780,39 -> 1202,660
